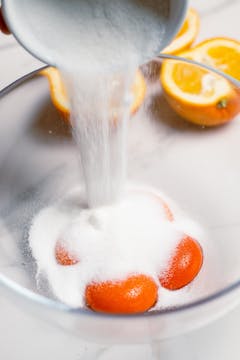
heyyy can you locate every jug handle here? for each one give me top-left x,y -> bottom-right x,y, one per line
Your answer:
0,7 -> 10,34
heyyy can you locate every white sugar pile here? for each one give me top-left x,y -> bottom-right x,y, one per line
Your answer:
29,186 -> 206,308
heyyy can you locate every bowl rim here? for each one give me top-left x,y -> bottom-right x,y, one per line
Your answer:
0,54 -> 240,320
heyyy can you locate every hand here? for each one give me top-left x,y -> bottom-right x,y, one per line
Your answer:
0,7 -> 10,34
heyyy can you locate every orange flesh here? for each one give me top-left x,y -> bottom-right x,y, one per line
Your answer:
207,46 -> 240,79
177,20 -> 189,38
172,63 -> 208,95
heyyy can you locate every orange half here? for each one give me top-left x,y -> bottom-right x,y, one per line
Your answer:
161,38 -> 240,126
40,67 -> 146,120
162,8 -> 200,55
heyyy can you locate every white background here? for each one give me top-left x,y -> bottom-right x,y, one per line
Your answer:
0,0 -> 240,358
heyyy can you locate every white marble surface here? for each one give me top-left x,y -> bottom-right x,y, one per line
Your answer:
1,0 -> 240,358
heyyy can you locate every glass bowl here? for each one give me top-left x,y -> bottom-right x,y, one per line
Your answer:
0,55 -> 240,346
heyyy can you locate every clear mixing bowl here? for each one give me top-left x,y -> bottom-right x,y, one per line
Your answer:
0,55 -> 240,346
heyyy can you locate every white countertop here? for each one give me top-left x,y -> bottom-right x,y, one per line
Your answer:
1,1 -> 240,358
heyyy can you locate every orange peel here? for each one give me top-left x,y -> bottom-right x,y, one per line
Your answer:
86,274 -> 158,314
163,8 -> 200,55
40,67 -> 146,120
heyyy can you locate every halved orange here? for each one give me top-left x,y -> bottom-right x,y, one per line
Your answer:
40,67 -> 146,120
162,8 -> 200,55
161,38 -> 240,126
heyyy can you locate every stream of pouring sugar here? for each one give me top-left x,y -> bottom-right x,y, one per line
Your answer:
62,67 -> 134,207
15,0 -> 169,207
49,0 -> 169,208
